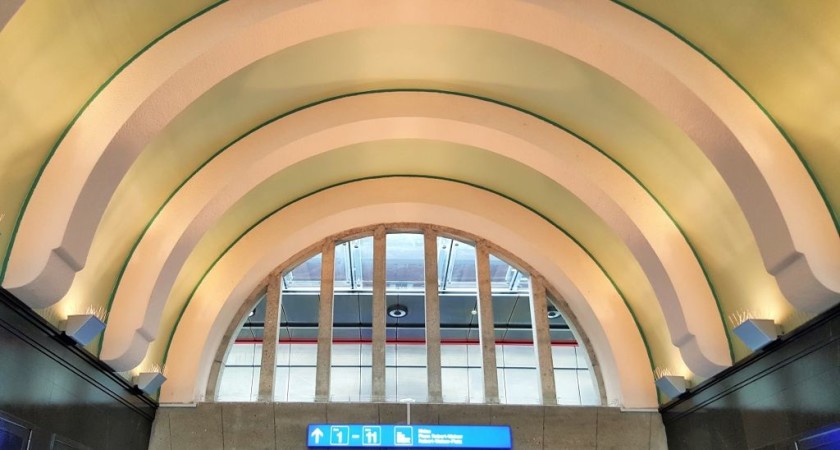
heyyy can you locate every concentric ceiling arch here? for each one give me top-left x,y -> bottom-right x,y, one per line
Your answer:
1,0 -> 838,408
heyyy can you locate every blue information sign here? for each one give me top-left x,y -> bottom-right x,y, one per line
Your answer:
306,424 -> 512,449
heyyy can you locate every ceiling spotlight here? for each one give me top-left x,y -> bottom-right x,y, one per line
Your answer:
387,304 -> 408,318
470,309 -> 478,316
547,308 -> 561,319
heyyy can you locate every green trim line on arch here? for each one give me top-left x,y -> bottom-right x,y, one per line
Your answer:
611,0 -> 839,234
95,88 -> 734,361
0,0 -> 232,282
7,0 -> 818,366
158,173 -> 658,377
3,1 -> 829,317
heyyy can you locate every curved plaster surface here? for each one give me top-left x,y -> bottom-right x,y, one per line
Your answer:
161,177 -> 656,408
101,92 -> 728,375
0,0 -> 24,31
6,0 -> 837,316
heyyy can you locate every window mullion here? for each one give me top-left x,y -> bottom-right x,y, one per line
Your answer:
315,241 -> 335,402
371,226 -> 387,401
424,229 -> 442,402
257,273 -> 282,401
475,240 -> 499,404
529,276 -> 557,405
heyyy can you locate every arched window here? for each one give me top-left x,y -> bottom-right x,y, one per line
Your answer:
215,227 -> 600,405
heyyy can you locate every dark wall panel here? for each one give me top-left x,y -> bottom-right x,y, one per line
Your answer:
0,289 -> 155,450
662,303 -> 840,450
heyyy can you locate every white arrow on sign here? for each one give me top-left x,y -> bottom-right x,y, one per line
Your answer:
311,428 -> 324,444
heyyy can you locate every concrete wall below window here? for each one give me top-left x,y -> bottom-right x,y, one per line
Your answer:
149,403 -> 666,450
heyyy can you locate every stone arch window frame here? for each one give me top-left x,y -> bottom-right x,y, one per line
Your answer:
207,223 -> 606,405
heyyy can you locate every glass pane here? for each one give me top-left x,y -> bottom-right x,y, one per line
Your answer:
236,294 -> 267,342
575,346 -> 590,368
555,369 -> 582,405
442,368 -> 470,403
468,368 -> 485,403
218,339 -> 262,402
440,344 -> 468,367
385,367 -> 397,402
360,343 -> 373,366
276,342 -> 317,402
275,342 -> 291,366
386,234 -> 425,291
578,370 -> 599,405
513,273 -> 531,292
289,342 -> 317,366
397,367 -> 428,402
445,240 -> 477,291
332,343 -> 361,366
334,237 -> 374,291
331,238 -> 372,402
493,284 -> 538,404
360,368 -> 373,402
287,367 -> 316,402
276,251 -> 322,403
436,237 -> 450,289
334,241 -> 352,291
396,344 -> 426,366
385,233 -> 427,402
356,236 -> 374,290
283,253 -> 322,291
439,236 -> 481,401
551,345 -> 578,369
274,367 -> 290,402
489,254 -> 529,293
386,344 -> 427,402
226,343 -> 261,366
501,345 -> 536,368
331,366 -> 363,402
467,344 -> 483,367
217,366 -> 259,402
503,368 -> 540,405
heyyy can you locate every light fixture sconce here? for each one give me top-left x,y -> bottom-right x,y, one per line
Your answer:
733,318 -> 778,351
60,314 -> 106,346
655,375 -> 687,400
133,372 -> 167,394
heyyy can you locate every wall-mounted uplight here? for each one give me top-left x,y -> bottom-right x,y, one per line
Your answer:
729,311 -> 779,351
60,306 -> 106,346
654,368 -> 686,400
734,318 -> 779,351
133,371 -> 167,394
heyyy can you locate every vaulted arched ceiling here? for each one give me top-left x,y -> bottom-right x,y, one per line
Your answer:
1,0 -> 838,408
